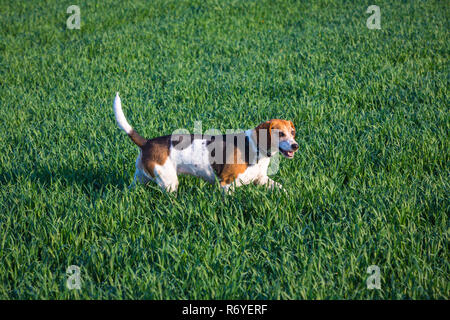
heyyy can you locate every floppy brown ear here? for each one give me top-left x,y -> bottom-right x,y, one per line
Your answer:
256,120 -> 273,136
255,120 -> 273,153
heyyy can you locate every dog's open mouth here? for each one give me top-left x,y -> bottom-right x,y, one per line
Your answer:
279,148 -> 295,158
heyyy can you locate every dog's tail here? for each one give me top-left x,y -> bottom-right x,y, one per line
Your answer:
113,92 -> 147,148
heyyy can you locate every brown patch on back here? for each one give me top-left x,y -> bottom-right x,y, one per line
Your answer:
140,135 -> 171,177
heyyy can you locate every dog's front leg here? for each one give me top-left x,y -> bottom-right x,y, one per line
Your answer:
221,184 -> 235,195
256,176 -> 286,193
266,178 -> 285,191
220,178 -> 244,195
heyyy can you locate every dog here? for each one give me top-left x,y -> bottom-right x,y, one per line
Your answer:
113,93 -> 299,193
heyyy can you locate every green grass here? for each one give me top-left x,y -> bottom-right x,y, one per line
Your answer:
0,0 -> 448,299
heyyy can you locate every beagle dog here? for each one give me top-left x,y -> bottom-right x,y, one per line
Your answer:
113,93 -> 299,193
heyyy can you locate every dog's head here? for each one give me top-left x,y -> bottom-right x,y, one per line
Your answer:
255,119 -> 299,158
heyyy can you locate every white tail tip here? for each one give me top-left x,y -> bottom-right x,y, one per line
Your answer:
113,92 -> 132,134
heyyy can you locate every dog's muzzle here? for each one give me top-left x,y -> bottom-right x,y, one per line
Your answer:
279,143 -> 298,158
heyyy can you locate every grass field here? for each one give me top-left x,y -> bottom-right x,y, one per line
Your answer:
0,0 -> 448,299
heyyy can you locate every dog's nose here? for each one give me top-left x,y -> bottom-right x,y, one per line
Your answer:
291,143 -> 299,151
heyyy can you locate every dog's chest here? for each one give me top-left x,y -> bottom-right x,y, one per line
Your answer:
236,157 -> 271,185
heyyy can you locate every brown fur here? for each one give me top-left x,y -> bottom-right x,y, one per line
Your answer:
140,135 -> 171,178
127,129 -> 147,148
215,143 -> 249,186
207,133 -> 249,185
255,120 -> 273,154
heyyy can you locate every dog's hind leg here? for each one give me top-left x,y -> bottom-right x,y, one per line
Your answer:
153,161 -> 179,193
129,171 -> 138,189
129,153 -> 152,189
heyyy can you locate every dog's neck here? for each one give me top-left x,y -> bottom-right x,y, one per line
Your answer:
245,129 -> 276,160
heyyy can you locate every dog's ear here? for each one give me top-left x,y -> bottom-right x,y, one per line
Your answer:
256,120 -> 274,136
255,120 -> 274,154
288,120 -> 295,135
288,120 -> 295,130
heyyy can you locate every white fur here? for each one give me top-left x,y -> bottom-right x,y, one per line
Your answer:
170,139 -> 217,183
153,160 -> 179,192
113,92 -> 132,134
236,157 -> 271,185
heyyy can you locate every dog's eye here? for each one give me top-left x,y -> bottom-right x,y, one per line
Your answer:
291,131 -> 295,136
279,132 -> 285,137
